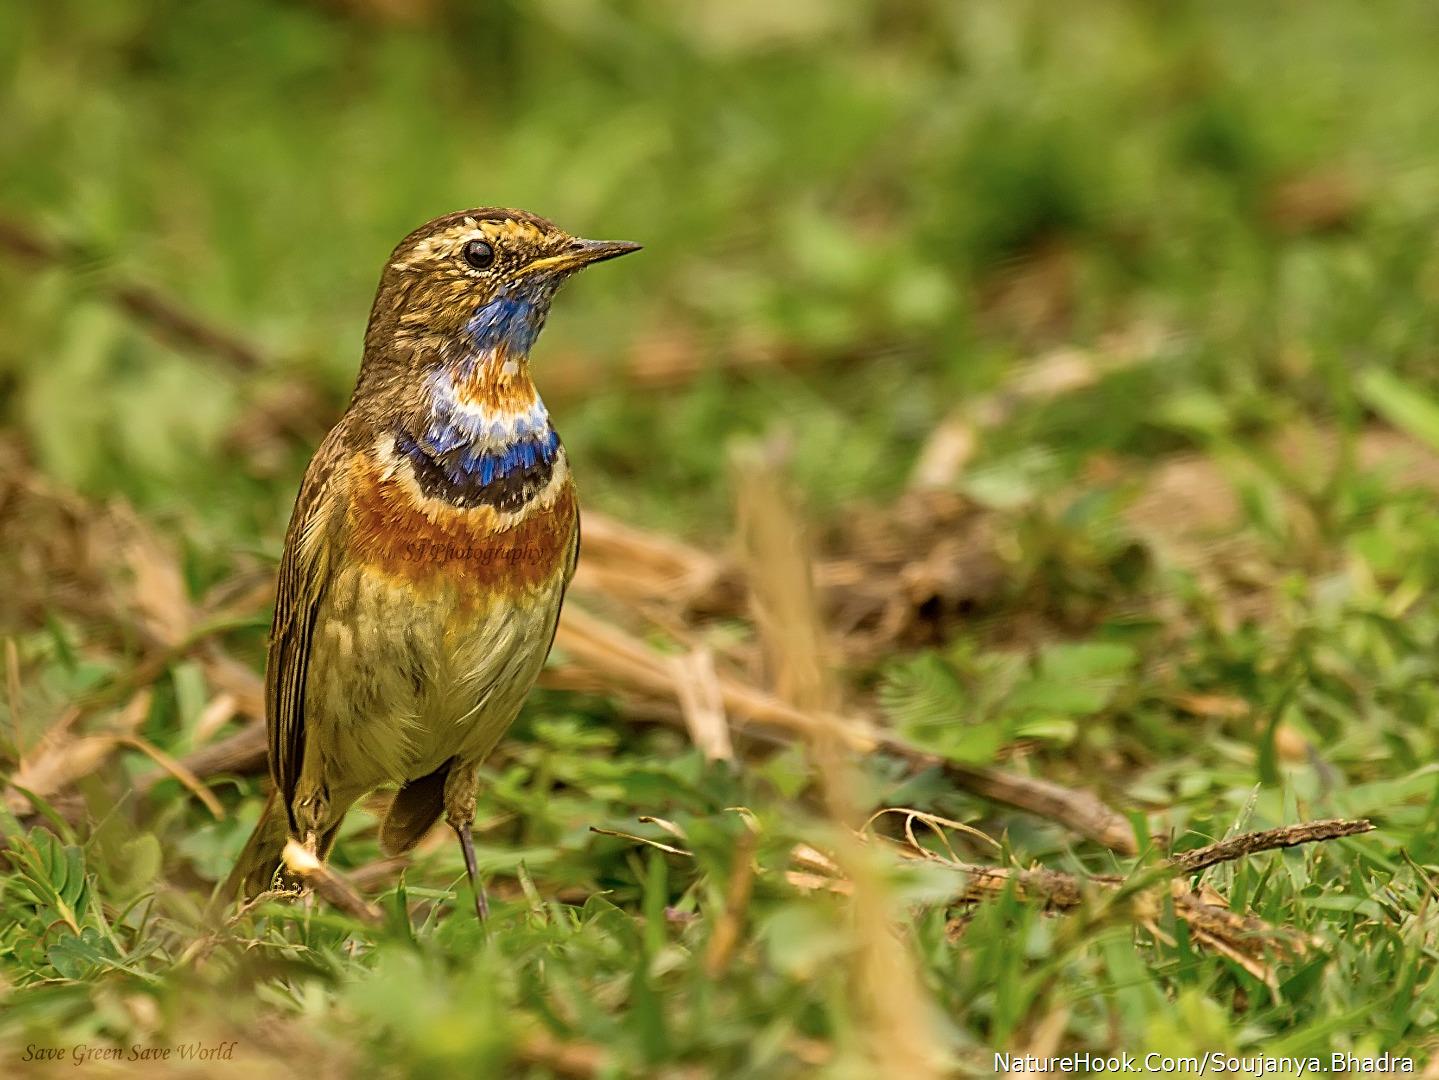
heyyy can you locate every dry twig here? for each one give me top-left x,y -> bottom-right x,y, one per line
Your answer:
922,818 -> 1375,909
556,604 -> 1136,853
732,438 -> 947,1079
0,216 -> 263,370
1169,818 -> 1375,874
587,809 -> 1369,989
281,840 -> 383,924
513,1031 -> 604,1079
703,828 -> 758,978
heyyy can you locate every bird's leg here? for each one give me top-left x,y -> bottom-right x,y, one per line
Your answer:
456,822 -> 487,921
293,786 -> 331,854
276,788 -> 379,920
443,762 -> 487,921
284,786 -> 331,895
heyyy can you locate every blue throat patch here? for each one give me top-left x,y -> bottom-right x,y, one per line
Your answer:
395,281 -> 563,509
395,412 -> 561,511
397,426 -> 560,486
464,282 -> 554,355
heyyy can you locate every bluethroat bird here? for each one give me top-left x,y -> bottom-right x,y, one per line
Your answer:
222,208 -> 640,918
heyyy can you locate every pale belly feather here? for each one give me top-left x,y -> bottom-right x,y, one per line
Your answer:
302,560 -> 566,801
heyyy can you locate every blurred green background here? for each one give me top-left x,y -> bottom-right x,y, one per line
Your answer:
7,0 -> 1435,531
5,0 -> 1439,1073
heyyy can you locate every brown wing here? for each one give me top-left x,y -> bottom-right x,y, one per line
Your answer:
265,427 -> 348,831
540,504 -> 580,665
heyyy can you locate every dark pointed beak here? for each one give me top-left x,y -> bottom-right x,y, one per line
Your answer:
570,238 -> 643,265
521,238 -> 643,277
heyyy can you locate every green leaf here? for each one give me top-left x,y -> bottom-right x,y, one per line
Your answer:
60,845 -> 89,914
878,653 -> 1004,764
1006,678 -> 1111,715
761,904 -> 847,979
1037,641 -> 1137,680
46,927 -> 111,981
1358,368 -> 1439,452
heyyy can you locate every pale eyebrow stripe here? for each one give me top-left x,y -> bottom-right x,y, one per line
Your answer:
391,218 -> 548,270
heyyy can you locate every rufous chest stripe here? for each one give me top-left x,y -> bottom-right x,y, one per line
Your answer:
346,451 -> 577,599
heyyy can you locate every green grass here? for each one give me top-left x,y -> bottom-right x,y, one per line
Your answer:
5,0 -> 1439,1073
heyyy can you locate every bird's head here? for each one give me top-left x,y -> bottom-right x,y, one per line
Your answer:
361,208 -> 639,381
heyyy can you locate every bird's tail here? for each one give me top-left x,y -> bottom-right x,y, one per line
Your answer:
379,760 -> 450,856
215,789 -> 292,914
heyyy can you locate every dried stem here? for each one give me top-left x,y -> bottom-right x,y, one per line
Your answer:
281,840 -> 383,924
1168,818 -> 1375,874
936,818 -> 1374,909
0,216 -> 264,370
732,437 -> 947,1079
703,828 -> 757,978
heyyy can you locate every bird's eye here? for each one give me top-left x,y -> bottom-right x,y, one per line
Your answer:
462,240 -> 495,270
